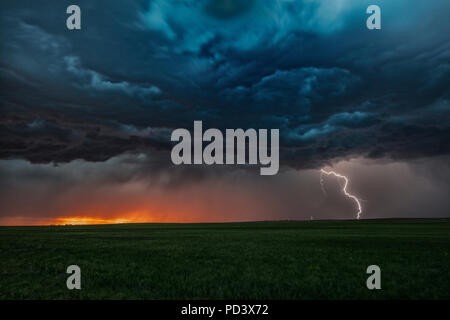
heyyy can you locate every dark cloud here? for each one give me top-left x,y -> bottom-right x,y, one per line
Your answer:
1,0 -> 450,168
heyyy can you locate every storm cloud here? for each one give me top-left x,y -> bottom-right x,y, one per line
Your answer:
1,0 -> 450,166
1,0 -> 450,223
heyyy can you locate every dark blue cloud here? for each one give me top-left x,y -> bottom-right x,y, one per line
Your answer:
1,0 -> 450,168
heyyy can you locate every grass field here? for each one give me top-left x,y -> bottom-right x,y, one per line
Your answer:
1,219 -> 449,299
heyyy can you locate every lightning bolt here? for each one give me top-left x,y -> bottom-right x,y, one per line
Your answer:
320,169 -> 363,220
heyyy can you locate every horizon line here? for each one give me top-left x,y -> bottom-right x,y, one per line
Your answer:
1,217 -> 448,227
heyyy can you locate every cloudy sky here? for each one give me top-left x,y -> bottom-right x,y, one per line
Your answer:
1,0 -> 450,225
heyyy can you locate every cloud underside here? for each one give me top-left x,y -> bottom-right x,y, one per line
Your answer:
1,156 -> 450,223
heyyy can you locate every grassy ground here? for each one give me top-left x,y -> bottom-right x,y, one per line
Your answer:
0,219 -> 449,299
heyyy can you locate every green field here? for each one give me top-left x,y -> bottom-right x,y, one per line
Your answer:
1,219 -> 449,299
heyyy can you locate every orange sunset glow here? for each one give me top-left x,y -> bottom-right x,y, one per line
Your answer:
55,217 -> 143,225
0,214 -> 173,226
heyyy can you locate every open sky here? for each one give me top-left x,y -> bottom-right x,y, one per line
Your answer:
1,0 -> 450,225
